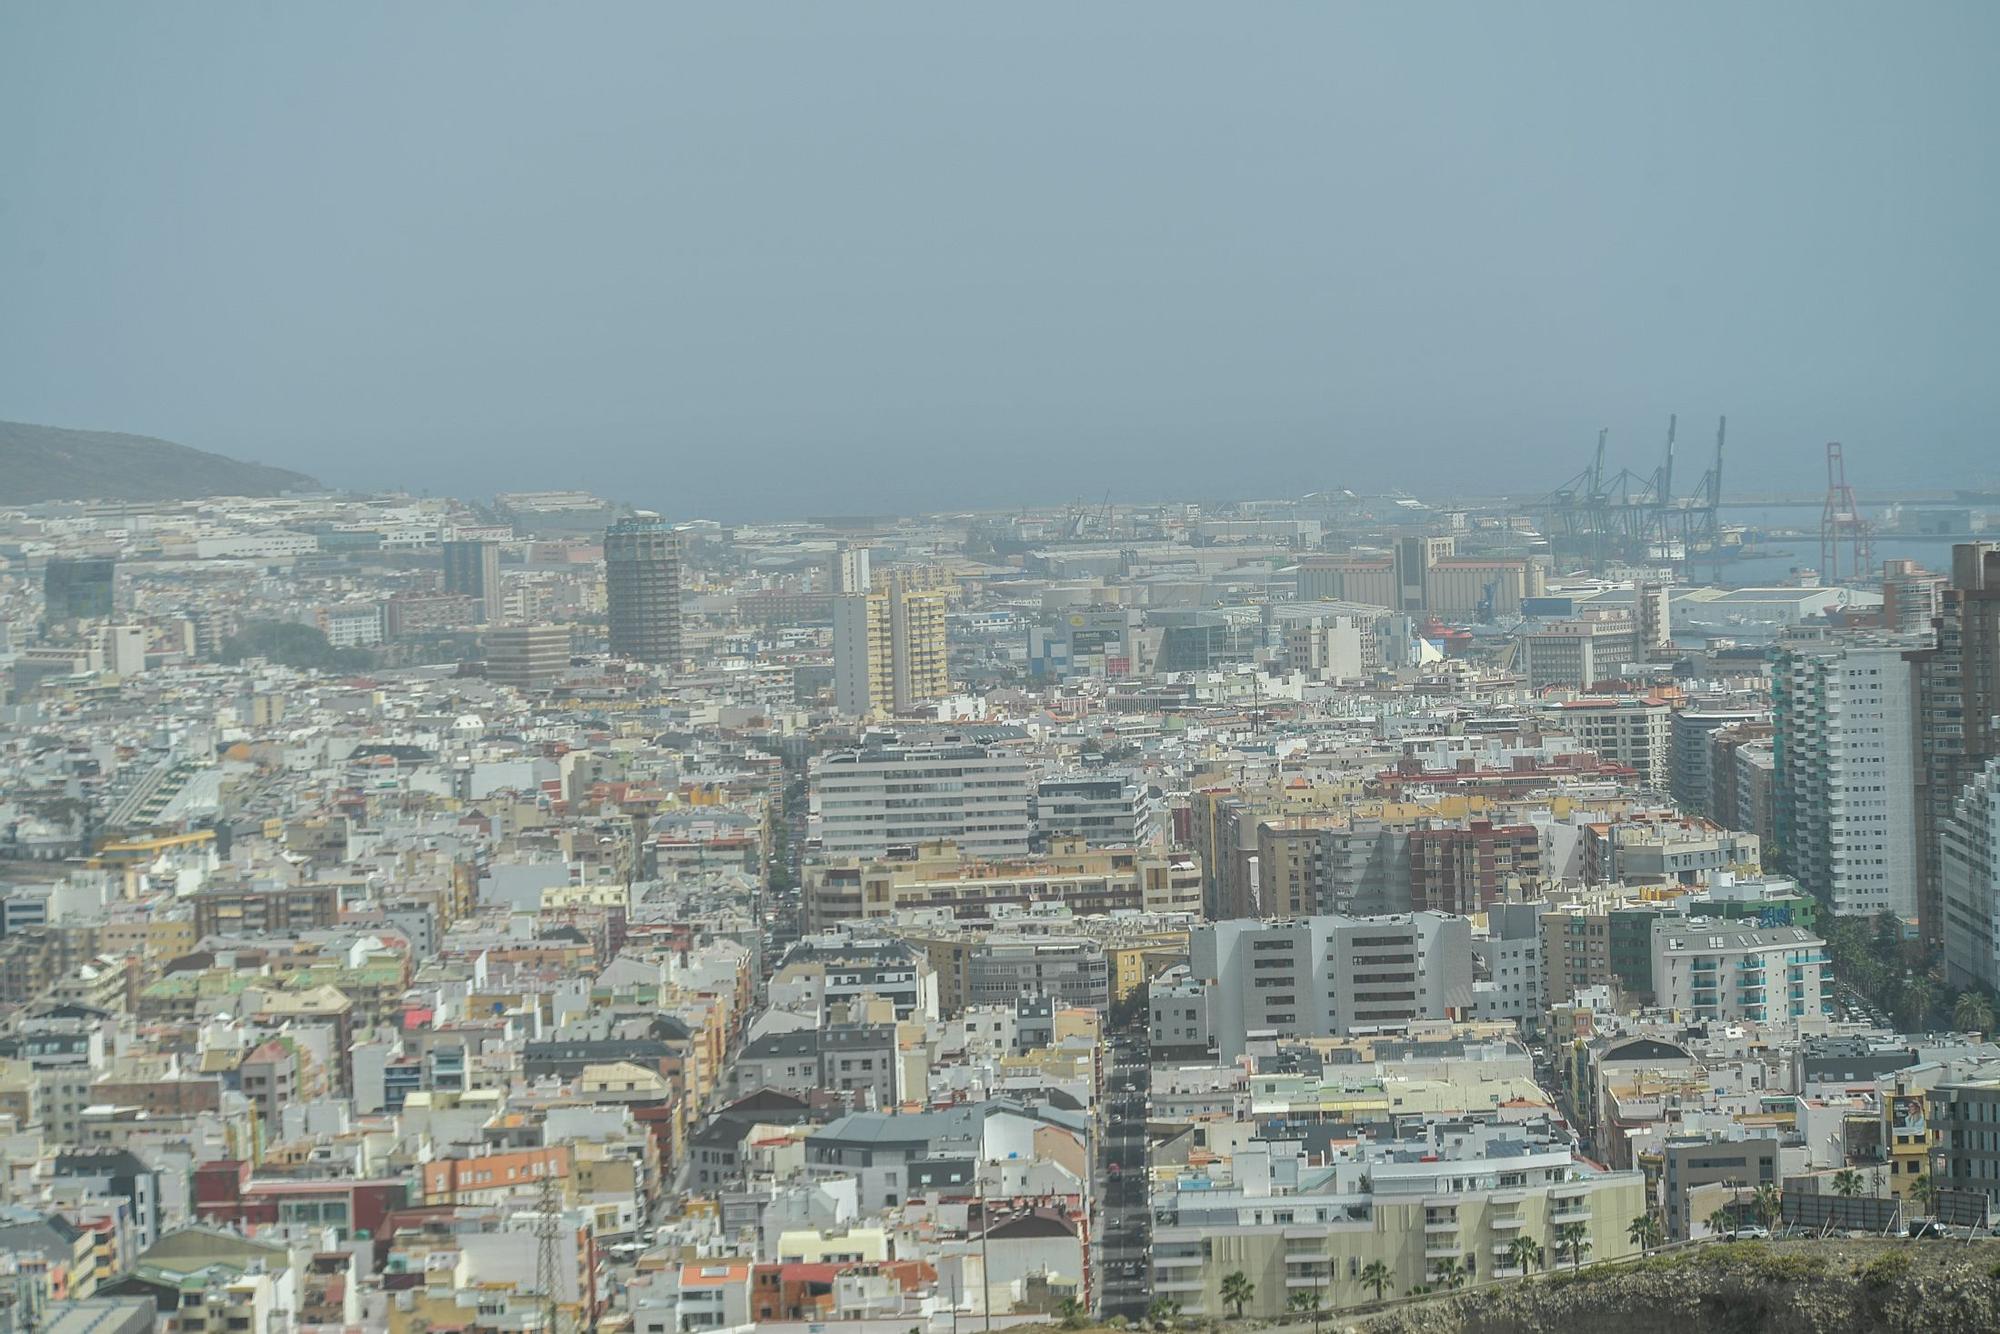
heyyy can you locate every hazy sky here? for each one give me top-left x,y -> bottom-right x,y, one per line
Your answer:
4,3 -> 1998,518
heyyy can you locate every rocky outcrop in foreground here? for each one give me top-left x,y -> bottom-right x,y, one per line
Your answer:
1360,1239 -> 2000,1334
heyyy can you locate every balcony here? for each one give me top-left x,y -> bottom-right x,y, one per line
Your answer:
1153,1253 -> 1205,1270
1154,1278 -> 1206,1294
1551,1205 -> 1591,1224
1426,1241 -> 1462,1260
1424,1218 -> 1458,1233
1489,1214 -> 1527,1230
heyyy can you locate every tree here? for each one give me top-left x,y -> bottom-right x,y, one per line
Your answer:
1286,1291 -> 1321,1316
1360,1261 -> 1393,1303
1627,1214 -> 1663,1253
1709,1206 -> 1737,1237
1833,1168 -> 1864,1198
220,619 -> 374,673
1505,1236 -> 1544,1276
1754,1183 -> 1783,1230
1435,1257 -> 1469,1290
1872,910 -> 1905,965
1899,977 -> 1936,1032
1953,991 -> 1995,1034
1057,1298 -> 1086,1329
1405,1284 -> 1434,1298
1554,1222 -> 1592,1270
1220,1271 -> 1256,1319
1908,1173 -> 1936,1211
1146,1297 -> 1183,1324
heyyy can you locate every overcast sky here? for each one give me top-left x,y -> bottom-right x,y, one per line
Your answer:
3,3 -> 1997,517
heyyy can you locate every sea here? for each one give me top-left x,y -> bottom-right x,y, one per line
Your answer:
1710,504 -> 1975,588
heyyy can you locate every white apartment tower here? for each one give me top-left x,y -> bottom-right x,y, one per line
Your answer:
1772,636 -> 1919,918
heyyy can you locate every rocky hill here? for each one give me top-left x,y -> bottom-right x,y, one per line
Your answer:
1356,1238 -> 2000,1334
0,419 -> 320,504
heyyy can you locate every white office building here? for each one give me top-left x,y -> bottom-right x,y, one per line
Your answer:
1033,773 -> 1162,847
1178,913 -> 1474,1060
810,741 -> 1032,859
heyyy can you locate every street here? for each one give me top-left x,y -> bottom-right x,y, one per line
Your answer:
1099,1021 -> 1153,1318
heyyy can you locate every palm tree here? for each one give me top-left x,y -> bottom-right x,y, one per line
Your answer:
1220,1271 -> 1256,1319
1627,1214 -> 1663,1253
1953,991 -> 1995,1034
1753,1184 -> 1783,1230
1359,1260 -> 1393,1303
1554,1222 -> 1592,1271
1833,1168 -> 1863,1198
1431,1257 -> 1469,1290
1708,1206 -> 1736,1237
1908,1172 -> 1936,1212
1505,1236 -> 1544,1276
1147,1297 -> 1183,1324
1899,977 -> 1936,1031
1287,1291 -> 1322,1318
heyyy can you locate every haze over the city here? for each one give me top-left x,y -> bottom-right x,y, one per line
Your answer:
4,2 -> 1998,516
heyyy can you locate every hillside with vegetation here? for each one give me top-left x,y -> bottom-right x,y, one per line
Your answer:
0,419 -> 319,503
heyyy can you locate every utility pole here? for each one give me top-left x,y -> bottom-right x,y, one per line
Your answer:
977,1160 -> 994,1334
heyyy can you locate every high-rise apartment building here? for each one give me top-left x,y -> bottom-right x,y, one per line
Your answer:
43,556 -> 115,623
830,543 -> 872,594
1408,820 -> 1542,914
1671,707 -> 1768,814
1557,696 -> 1673,789
831,566 -> 951,717
1910,544 -> 2000,955
1634,580 -> 1673,652
1708,721 -> 1776,842
1256,817 -> 1412,918
1882,558 -> 1946,636
1773,635 -> 1919,918
809,741 -> 1031,859
441,539 -> 503,623
1942,757 -> 2000,991
485,624 -> 571,691
603,516 -> 683,666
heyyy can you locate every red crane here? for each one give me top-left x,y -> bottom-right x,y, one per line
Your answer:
1820,442 -> 1873,584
